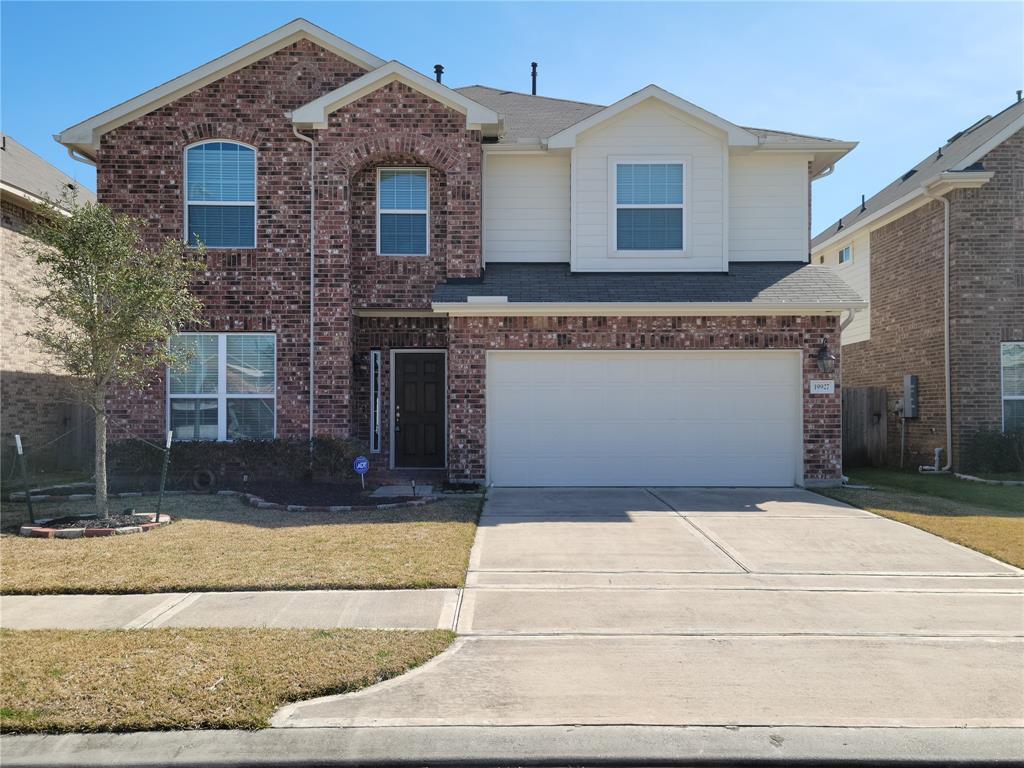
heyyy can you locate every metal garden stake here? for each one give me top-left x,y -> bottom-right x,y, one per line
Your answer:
155,431 -> 172,523
15,434 -> 35,524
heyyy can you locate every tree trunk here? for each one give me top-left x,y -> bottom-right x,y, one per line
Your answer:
94,388 -> 108,517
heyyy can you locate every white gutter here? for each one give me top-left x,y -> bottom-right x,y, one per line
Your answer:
65,145 -> 97,167
433,300 -> 867,317
292,125 -> 316,442
921,185 -> 953,472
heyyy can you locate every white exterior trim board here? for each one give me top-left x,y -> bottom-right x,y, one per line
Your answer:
433,301 -> 865,317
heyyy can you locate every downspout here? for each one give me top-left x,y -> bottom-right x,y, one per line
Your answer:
292,126 -> 316,442
921,187 -> 953,472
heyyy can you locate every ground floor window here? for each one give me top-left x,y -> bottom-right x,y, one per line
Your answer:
168,333 -> 276,441
369,349 -> 382,453
1002,342 -> 1024,432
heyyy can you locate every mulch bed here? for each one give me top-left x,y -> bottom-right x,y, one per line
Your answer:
238,481 -> 416,507
42,514 -> 144,530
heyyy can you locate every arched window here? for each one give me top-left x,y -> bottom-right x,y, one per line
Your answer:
185,141 -> 256,248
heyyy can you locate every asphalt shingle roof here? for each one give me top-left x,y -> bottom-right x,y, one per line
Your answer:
433,262 -> 865,306
0,134 -> 95,205
812,97 -> 1024,246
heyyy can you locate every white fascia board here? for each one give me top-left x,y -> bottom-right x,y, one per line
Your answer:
0,183 -> 73,215
55,19 -> 386,158
291,61 -> 500,130
547,85 -> 758,149
433,300 -> 866,317
811,171 -> 995,254
953,112 -> 1024,170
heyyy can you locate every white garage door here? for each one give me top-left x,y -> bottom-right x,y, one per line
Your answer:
486,351 -> 802,487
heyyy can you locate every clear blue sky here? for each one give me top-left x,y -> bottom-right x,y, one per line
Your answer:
2,1 -> 1021,233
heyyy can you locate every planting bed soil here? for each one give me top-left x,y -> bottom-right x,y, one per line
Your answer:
240,481 -> 416,507
41,513 -> 145,529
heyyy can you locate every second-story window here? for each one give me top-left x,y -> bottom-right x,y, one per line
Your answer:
185,141 -> 256,249
838,245 -> 852,264
614,162 -> 685,252
378,168 -> 428,256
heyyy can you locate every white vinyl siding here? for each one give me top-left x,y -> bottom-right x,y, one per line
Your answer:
830,232 -> 871,345
572,99 -> 726,272
168,333 -> 276,441
729,154 -> 810,262
484,153 -> 569,263
487,350 -> 802,486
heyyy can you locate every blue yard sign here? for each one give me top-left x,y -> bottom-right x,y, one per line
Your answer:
353,455 -> 369,489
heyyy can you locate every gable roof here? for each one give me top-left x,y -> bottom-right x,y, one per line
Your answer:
812,96 -> 1024,250
432,262 -> 865,314
56,18 -> 385,159
1,134 -> 95,207
292,61 -> 500,132
546,85 -> 759,148
455,86 -> 604,143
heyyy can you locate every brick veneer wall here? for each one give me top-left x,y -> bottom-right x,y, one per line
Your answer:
948,128 -> 1024,460
447,314 -> 842,483
97,42 -> 482,441
0,198 -> 89,471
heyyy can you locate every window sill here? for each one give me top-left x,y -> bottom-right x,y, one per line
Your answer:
608,250 -> 690,259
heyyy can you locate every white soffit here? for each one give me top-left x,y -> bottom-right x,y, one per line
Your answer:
291,61 -> 501,131
55,18 -> 386,158
547,85 -> 759,149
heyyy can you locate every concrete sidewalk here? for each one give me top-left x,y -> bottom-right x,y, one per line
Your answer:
0,589 -> 460,631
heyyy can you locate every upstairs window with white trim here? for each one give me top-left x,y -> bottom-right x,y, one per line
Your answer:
168,333 -> 275,441
838,245 -> 853,264
614,162 -> 685,252
377,168 -> 428,255
1002,342 -> 1024,432
185,141 -> 256,249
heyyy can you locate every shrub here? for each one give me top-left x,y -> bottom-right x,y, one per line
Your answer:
960,429 -> 1024,474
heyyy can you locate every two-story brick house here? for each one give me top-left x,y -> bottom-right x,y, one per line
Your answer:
813,97 -> 1023,470
56,19 -> 864,487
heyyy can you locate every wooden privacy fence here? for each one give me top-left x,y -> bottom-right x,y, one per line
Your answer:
843,386 -> 887,468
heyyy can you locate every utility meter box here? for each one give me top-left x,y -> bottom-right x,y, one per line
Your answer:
903,374 -> 919,419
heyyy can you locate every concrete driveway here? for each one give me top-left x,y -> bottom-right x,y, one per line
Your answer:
276,487 -> 1024,729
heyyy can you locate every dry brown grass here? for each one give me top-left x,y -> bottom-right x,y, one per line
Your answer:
0,495 -> 480,594
0,627 -> 453,733
820,485 -> 1023,569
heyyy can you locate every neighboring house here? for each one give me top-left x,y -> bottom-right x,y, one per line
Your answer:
55,18 -> 864,488
812,97 -> 1024,470
1,134 -> 96,474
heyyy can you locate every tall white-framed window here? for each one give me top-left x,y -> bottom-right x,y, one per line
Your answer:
610,158 -> 687,255
377,168 -> 429,256
838,245 -> 853,264
1001,341 -> 1024,432
185,141 -> 257,249
168,333 -> 276,441
369,350 -> 382,453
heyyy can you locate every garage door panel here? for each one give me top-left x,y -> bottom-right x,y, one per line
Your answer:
487,351 -> 801,487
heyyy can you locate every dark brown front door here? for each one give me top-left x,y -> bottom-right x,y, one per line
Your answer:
394,352 -> 446,468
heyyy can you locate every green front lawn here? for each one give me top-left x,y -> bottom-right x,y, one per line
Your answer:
1,494 -> 480,594
0,627 -> 453,733
820,468 -> 1023,568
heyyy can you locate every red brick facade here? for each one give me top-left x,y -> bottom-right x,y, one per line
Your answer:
447,315 -> 842,483
841,128 -> 1023,469
96,38 -> 843,484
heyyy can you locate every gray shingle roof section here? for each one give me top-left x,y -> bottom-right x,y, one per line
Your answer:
1,134 -> 96,204
433,262 -> 864,307
456,85 -> 848,146
812,97 -> 1024,247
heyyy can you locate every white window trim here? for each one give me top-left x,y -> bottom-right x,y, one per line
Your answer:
369,349 -> 382,453
1001,341 -> 1024,432
608,155 -> 690,258
838,245 -> 853,264
184,140 -> 258,250
167,332 -> 277,441
376,167 -> 430,256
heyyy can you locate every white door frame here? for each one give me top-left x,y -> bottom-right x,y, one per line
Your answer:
389,348 -> 449,470
484,348 -> 805,486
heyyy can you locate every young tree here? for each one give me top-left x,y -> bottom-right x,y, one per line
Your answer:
21,192 -> 204,517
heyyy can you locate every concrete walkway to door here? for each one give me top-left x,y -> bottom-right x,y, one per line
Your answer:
275,486 -> 1024,729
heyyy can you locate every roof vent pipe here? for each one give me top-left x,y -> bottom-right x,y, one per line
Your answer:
434,64 -> 444,84
859,194 -> 866,213
836,217 -> 843,232
1017,89 -> 1022,102
937,146 -> 943,159
531,62 -> 538,95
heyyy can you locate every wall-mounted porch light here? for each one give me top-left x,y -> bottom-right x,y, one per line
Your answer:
815,339 -> 837,375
